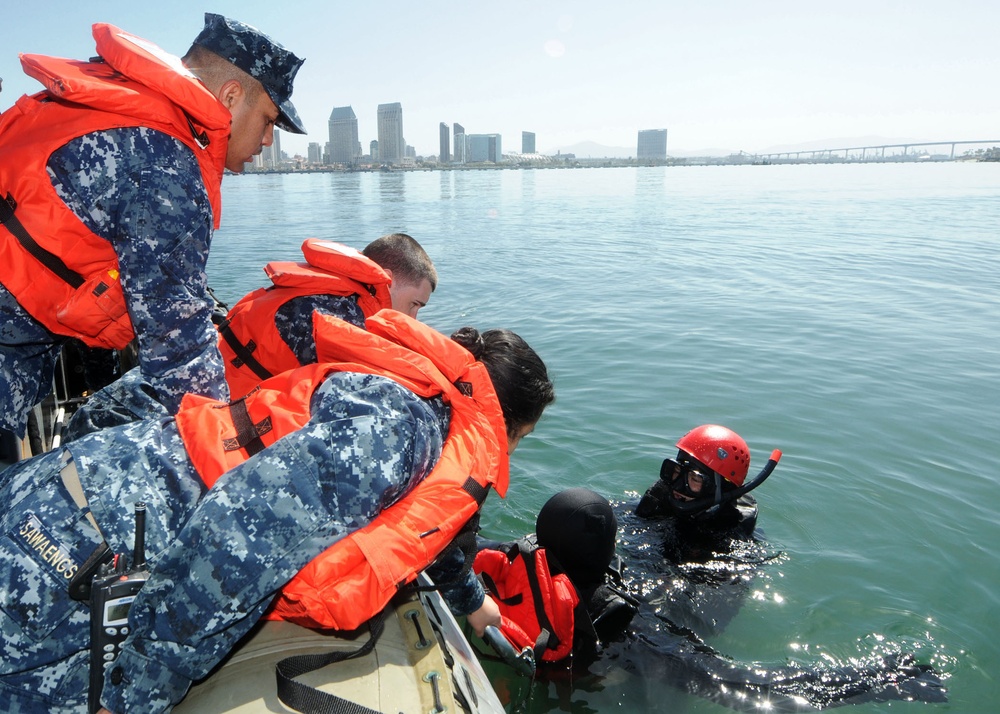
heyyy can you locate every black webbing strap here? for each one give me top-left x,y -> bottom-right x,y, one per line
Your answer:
1,192 -> 85,287
184,112 -> 210,149
67,541 -> 113,602
217,317 -> 274,381
222,398 -> 271,457
519,541 -> 561,654
275,611 -> 386,714
461,476 -> 490,506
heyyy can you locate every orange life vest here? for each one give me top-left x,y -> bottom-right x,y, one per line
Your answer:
474,539 -> 581,663
175,310 -> 510,631
219,239 -> 392,399
0,23 -> 230,348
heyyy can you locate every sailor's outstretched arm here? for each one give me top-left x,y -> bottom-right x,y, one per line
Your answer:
98,374 -> 445,714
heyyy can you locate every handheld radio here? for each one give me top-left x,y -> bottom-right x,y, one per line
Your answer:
88,502 -> 150,714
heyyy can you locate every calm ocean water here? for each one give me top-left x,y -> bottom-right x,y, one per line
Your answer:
207,162 -> 1000,713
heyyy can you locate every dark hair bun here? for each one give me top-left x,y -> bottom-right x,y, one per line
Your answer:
450,326 -> 485,359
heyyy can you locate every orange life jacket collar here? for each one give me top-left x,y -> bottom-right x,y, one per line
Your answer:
219,239 -> 393,399
474,539 -> 581,663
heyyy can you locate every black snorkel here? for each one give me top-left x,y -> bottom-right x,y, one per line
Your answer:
666,449 -> 782,517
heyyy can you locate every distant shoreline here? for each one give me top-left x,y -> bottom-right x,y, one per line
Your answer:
243,151 -> 998,176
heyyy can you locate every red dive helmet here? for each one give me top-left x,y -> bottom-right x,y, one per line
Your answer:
676,424 -> 751,486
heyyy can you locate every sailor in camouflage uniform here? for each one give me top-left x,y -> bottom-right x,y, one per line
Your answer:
63,234 -> 437,441
273,234 -> 438,359
0,321 -> 555,714
0,373 -> 439,714
0,14 -> 306,443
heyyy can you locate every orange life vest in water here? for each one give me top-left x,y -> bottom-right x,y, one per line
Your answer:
474,539 -> 581,663
175,311 -> 509,631
218,239 -> 392,399
0,23 -> 230,348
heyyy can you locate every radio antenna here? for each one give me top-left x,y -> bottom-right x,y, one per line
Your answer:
132,502 -> 146,569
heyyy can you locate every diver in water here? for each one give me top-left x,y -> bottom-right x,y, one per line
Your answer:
635,423 -> 769,530
630,423 -> 780,635
475,426 -> 946,711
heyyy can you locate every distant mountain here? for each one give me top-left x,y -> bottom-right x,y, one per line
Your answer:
543,141 -> 635,159
543,140 -> 737,159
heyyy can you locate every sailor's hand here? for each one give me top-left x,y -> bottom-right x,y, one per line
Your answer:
466,594 -> 502,636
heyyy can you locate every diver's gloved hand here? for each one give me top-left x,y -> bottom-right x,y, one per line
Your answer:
795,651 -> 948,708
876,652 -> 948,704
636,479 -> 671,518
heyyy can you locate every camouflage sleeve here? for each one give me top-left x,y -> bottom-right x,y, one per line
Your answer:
427,546 -> 487,616
274,294 -> 367,364
47,127 -> 228,412
99,373 -> 448,713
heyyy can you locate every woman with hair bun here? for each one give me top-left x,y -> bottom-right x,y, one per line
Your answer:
450,326 -> 552,451
0,310 -> 554,714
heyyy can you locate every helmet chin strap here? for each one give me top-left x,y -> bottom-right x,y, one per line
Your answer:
666,449 -> 783,516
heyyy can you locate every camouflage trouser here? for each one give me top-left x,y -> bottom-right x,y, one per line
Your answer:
0,285 -> 62,439
63,366 -> 169,443
0,450 -> 103,713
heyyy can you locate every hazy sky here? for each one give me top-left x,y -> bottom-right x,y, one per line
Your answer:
3,1 -> 997,157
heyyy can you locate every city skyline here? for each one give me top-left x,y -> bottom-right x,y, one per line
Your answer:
2,1 -> 998,159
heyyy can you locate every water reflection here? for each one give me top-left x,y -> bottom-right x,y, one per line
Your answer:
440,170 -> 454,200
377,171 -> 407,202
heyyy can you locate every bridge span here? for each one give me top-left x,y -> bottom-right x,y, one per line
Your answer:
749,139 -> 999,163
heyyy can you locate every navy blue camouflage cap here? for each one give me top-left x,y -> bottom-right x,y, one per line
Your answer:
193,13 -> 306,134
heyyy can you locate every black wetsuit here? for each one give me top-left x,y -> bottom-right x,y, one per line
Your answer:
521,494 -> 947,711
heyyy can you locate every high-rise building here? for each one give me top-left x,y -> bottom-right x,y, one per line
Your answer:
522,131 -> 536,154
307,142 -> 322,164
453,123 -> 466,164
257,145 -> 272,168
272,128 -> 282,166
329,106 -> 359,165
257,131 -> 282,169
439,122 -> 450,163
370,139 -> 379,162
259,142 -> 278,169
467,134 -> 502,163
377,103 -> 404,164
637,129 -> 668,160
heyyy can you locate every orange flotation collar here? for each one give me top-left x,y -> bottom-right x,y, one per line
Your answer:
219,239 -> 392,399
176,311 -> 510,630
474,539 -> 582,663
